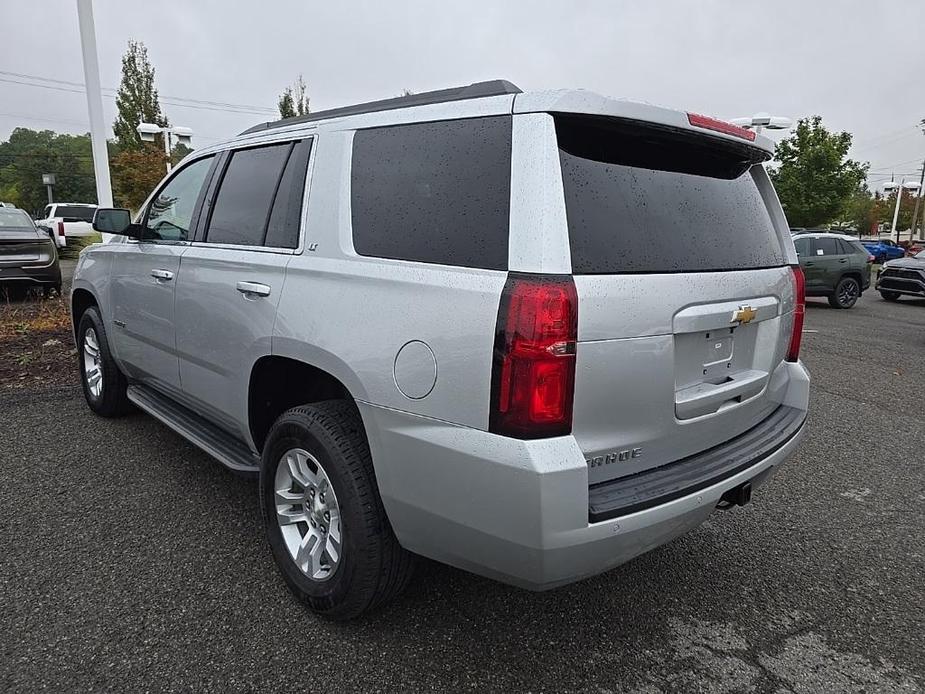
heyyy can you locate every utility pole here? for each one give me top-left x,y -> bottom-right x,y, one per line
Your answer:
910,160 -> 925,241
76,0 -> 114,242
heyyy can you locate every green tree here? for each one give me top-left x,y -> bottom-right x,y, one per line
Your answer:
0,128 -> 98,214
277,75 -> 310,119
770,116 -> 868,228
112,40 -> 168,151
111,144 -> 167,212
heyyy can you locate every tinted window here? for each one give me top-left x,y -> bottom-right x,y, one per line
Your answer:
144,156 -> 214,241
351,116 -> 512,270
54,205 -> 96,222
793,237 -> 810,256
265,139 -> 312,248
845,240 -> 869,256
814,238 -> 840,256
206,143 -> 292,246
555,115 -> 784,274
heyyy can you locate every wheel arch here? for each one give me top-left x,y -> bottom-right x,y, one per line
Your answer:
248,353 -> 366,453
70,287 -> 99,342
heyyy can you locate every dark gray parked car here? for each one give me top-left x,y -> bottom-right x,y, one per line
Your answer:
877,250 -> 925,301
0,207 -> 61,295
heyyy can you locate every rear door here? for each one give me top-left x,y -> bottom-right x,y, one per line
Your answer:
551,115 -> 798,484
810,237 -> 845,290
173,138 -> 312,437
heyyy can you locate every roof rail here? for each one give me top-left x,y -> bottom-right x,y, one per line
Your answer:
240,79 -> 521,135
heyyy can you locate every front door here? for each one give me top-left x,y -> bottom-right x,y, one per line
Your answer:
109,155 -> 216,395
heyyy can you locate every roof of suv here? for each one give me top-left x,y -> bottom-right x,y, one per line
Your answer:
793,231 -> 865,242
194,80 -> 775,159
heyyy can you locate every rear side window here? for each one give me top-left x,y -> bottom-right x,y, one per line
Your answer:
793,237 -> 810,256
844,239 -> 868,256
351,116 -> 512,270
264,139 -> 312,249
206,142 -> 296,247
555,115 -> 785,274
813,238 -> 840,256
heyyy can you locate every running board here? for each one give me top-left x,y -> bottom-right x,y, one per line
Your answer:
126,384 -> 260,475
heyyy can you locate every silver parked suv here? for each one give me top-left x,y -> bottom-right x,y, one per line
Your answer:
73,81 -> 809,618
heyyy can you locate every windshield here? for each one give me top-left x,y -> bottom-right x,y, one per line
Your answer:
54,205 -> 96,222
0,208 -> 35,230
916,250 -> 925,259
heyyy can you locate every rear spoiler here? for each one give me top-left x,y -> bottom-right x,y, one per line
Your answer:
513,90 -> 775,156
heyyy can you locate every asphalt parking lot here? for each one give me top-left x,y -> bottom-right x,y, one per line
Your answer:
2,286 -> 923,692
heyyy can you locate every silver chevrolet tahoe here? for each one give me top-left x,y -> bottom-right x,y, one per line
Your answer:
72,81 -> 809,619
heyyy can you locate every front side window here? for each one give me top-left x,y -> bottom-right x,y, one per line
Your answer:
144,156 -> 214,241
351,116 -> 512,270
793,237 -> 810,256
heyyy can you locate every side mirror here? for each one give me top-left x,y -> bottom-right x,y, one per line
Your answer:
93,208 -> 138,237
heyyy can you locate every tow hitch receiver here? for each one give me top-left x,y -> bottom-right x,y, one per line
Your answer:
717,481 -> 752,510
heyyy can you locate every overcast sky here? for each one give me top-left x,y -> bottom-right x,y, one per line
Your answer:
1,0 -> 923,191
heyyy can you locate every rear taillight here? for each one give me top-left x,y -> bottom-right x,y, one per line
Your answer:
867,254 -> 875,264
57,221 -> 65,237
687,112 -> 757,142
786,266 -> 805,363
490,274 -> 578,439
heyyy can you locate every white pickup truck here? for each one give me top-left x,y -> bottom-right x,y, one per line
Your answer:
35,202 -> 98,248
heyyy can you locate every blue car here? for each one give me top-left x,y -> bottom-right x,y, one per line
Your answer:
862,240 -> 905,264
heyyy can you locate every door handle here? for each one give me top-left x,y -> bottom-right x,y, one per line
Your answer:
804,262 -> 815,267
838,258 -> 848,263
236,281 -> 271,297
151,269 -> 174,281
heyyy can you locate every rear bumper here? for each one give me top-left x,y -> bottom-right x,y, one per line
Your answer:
360,360 -> 810,590
0,261 -> 61,286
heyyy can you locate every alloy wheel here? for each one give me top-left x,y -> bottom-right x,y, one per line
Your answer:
83,328 -> 103,398
274,448 -> 343,581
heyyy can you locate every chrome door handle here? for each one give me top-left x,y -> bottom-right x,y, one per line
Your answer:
151,269 -> 174,281
236,281 -> 271,297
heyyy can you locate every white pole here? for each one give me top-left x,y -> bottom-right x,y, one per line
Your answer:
163,129 -> 172,173
890,179 -> 904,243
76,0 -> 114,241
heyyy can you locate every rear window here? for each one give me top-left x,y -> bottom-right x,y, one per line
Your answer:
351,116 -> 512,270
555,115 -> 785,274
0,208 -> 34,229
54,205 -> 96,222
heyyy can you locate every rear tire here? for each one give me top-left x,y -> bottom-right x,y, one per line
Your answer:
829,277 -> 860,309
77,306 -> 133,417
880,290 -> 900,302
260,400 -> 414,620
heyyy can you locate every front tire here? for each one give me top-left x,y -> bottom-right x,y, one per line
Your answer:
829,277 -> 860,309
880,290 -> 900,302
77,306 -> 132,417
260,400 -> 413,620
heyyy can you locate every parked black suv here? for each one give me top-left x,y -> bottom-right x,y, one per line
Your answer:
877,250 -> 925,301
792,232 -> 872,308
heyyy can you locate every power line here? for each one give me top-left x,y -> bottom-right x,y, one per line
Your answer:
0,69 -> 277,114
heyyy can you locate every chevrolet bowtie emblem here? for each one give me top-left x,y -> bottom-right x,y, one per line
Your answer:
731,306 -> 757,324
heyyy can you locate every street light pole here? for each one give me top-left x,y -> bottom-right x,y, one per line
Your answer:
75,0 -> 113,216
884,180 -> 922,243
137,123 -> 192,174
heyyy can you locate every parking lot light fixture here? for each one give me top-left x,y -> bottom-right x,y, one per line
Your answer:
883,180 -> 922,243
136,123 -> 193,173
729,113 -> 793,136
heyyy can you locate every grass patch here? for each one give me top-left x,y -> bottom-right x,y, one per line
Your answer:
0,293 -> 76,389
59,232 -> 103,260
